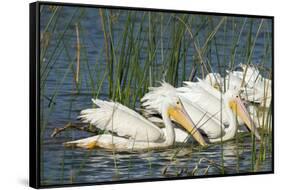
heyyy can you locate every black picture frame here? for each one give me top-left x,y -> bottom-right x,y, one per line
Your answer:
30,1 -> 274,188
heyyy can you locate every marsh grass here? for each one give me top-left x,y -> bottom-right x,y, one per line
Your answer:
40,6 -> 273,184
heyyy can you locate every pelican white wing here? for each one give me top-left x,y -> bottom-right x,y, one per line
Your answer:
178,79 -> 228,124
226,64 -> 272,107
79,99 -> 163,142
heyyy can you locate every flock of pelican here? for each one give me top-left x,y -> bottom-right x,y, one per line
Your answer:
64,64 -> 271,151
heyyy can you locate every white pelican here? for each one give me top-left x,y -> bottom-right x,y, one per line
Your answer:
231,64 -> 271,108
205,64 -> 272,108
142,80 -> 261,143
195,65 -> 271,129
179,79 -> 261,140
64,85 -> 207,151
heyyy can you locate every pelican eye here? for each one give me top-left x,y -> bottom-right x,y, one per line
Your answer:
176,101 -> 180,105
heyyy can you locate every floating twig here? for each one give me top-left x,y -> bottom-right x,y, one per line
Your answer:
51,122 -> 97,138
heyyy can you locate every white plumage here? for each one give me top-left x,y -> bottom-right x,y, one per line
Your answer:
207,64 -> 272,108
178,79 -> 261,141
203,64 -> 272,129
142,79 -> 261,143
79,99 -> 163,142
64,82 -> 207,151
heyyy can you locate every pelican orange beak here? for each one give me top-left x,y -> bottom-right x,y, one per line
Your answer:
168,101 -> 208,147
229,97 -> 261,140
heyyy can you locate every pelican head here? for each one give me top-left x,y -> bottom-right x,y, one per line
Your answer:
224,89 -> 261,140
141,81 -> 207,146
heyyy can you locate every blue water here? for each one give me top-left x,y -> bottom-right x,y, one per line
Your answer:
39,5 -> 272,186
